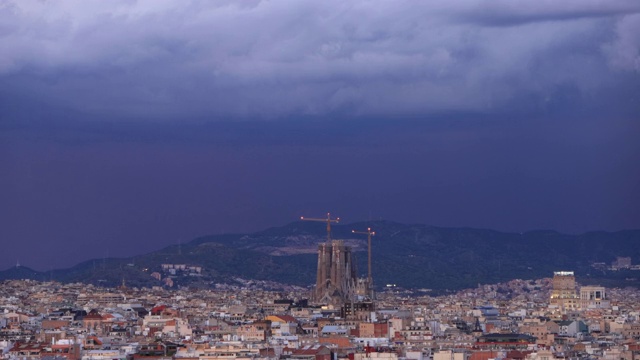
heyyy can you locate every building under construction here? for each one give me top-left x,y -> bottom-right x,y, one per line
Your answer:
302,213 -> 374,306
312,239 -> 358,304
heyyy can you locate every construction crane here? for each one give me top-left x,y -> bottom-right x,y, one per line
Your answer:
300,212 -> 340,242
352,227 -> 375,288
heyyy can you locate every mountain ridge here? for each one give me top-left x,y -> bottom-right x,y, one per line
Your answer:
2,220 -> 639,292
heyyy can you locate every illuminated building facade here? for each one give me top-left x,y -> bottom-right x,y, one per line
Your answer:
550,271 -> 579,311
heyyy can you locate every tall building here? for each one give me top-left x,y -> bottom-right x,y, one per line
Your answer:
549,271 -> 579,311
313,240 -> 358,305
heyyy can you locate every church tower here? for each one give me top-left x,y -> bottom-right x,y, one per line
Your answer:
312,240 -> 357,305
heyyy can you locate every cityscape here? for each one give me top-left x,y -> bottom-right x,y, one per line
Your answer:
2,1 -> 639,360
2,222 -> 640,360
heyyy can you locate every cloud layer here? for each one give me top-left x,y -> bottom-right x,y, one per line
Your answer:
1,0 -> 639,119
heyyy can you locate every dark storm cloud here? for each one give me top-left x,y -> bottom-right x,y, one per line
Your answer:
454,1 -> 640,26
1,0 -> 639,120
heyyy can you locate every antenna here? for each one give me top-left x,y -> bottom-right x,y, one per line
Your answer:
178,238 -> 182,255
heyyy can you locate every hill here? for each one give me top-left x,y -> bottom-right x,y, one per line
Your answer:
1,221 -> 639,291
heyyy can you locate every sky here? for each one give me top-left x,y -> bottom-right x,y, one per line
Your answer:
1,0 -> 639,271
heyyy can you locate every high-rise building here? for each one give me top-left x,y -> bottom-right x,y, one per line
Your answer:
550,271 -> 579,311
312,240 -> 358,305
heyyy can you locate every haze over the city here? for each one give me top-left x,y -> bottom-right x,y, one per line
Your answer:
1,0 -> 639,271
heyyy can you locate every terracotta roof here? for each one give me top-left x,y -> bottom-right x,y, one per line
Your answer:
277,315 -> 298,323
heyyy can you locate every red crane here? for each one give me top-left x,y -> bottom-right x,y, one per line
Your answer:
352,227 -> 375,287
300,212 -> 340,242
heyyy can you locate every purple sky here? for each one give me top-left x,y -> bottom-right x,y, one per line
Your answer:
1,0 -> 640,270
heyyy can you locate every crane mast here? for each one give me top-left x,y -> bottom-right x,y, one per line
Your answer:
352,227 -> 375,294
